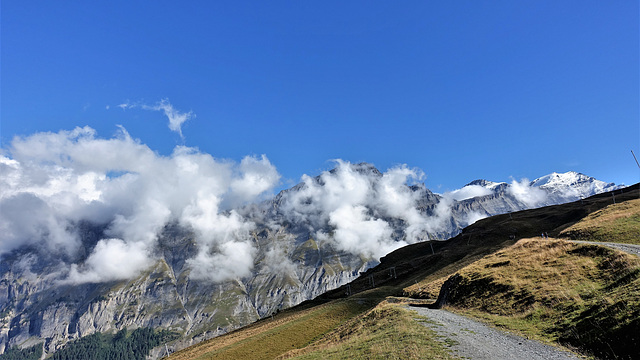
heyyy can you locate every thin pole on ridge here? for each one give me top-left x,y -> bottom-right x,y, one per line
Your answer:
632,150 -> 640,169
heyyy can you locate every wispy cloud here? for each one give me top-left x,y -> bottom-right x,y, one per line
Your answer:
142,99 -> 194,138
115,98 -> 194,138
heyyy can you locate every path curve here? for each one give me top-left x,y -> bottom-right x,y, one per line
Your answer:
407,306 -> 582,360
569,240 -> 640,257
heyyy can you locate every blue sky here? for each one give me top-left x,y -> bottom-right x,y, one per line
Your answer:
2,1 -> 638,191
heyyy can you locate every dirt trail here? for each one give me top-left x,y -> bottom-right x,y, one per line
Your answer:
408,306 -> 582,360
569,240 -> 640,257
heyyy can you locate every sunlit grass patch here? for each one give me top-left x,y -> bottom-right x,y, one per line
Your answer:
560,198 -> 640,244
166,298 -> 374,360
282,303 -> 457,360
442,238 -> 640,359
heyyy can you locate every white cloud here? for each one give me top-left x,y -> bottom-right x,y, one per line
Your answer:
261,242 -> 299,276
507,178 -> 548,207
462,211 -> 487,227
447,185 -> 493,201
0,126 -> 280,283
0,192 -> 79,256
1,124 -> 563,285
375,165 -> 428,240
228,155 -> 281,207
65,239 -> 153,284
323,205 -> 402,259
187,240 -> 257,282
143,99 -> 194,138
280,161 -> 433,260
115,98 -> 194,137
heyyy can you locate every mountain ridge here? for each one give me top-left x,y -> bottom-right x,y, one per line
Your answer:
0,165 -> 626,357
159,182 -> 639,360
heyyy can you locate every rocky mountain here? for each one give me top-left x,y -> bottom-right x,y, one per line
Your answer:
0,163 -> 623,357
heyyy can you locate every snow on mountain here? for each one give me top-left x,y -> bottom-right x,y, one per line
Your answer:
448,171 -> 620,204
449,180 -> 506,201
0,164 -> 625,358
464,179 -> 506,189
530,171 -> 622,201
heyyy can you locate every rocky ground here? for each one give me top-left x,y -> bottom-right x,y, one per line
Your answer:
408,306 -> 583,360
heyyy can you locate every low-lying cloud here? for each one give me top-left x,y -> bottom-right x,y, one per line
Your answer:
0,125 -> 279,284
280,161 -> 436,260
1,121 -> 562,284
448,185 -> 493,201
507,178 -> 548,207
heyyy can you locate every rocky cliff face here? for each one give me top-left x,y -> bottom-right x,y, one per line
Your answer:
0,166 -> 622,357
0,224 -> 367,356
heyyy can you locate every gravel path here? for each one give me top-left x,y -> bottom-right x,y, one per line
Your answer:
569,240 -> 640,257
407,306 -> 582,360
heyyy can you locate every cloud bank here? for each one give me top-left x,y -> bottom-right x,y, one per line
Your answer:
279,161 -> 436,260
0,126 -> 279,284
0,124 -> 560,284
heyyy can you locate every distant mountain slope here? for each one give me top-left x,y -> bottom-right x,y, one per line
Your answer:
158,183 -> 639,360
0,164 -> 626,357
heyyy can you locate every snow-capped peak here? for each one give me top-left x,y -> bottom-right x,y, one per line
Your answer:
530,171 -> 587,187
448,180 -> 507,201
464,179 -> 506,190
530,171 -> 621,200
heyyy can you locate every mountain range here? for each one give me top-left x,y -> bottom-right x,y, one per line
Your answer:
0,163 -> 622,357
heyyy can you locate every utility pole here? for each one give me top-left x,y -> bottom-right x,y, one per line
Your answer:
389,267 -> 396,279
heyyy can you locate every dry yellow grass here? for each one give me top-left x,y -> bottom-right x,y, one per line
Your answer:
280,302 -> 456,360
403,251 -> 504,299
164,298 -> 375,360
437,238 -> 640,359
560,198 -> 640,244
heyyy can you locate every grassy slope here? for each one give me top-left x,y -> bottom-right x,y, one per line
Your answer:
165,293 -> 379,360
559,198 -> 640,244
164,184 -> 639,359
281,302 -> 456,360
442,238 -> 640,359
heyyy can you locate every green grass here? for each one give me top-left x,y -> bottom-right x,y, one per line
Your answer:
166,296 -> 377,360
284,303 -> 457,360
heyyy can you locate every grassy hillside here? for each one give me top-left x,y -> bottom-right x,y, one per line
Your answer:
163,184 -> 639,359
280,301 -> 455,360
559,198 -> 640,244
440,238 -> 639,359
165,291 -> 381,360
